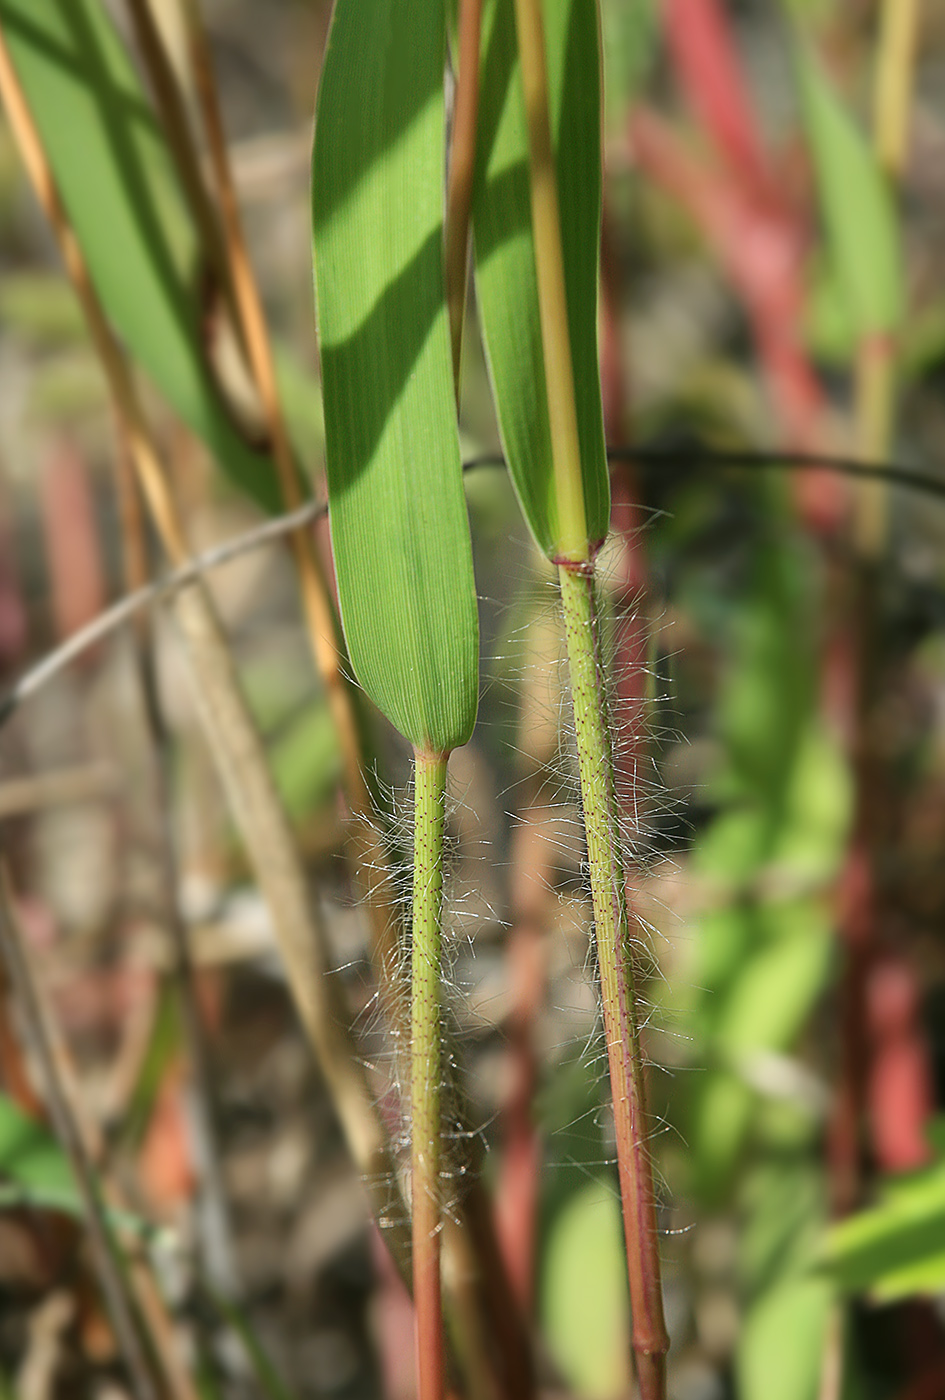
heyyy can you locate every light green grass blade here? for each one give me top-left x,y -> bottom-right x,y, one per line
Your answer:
796,44 -> 903,339
0,0 -> 281,513
312,0 -> 478,755
821,1135 -> 945,1301
472,0 -> 609,559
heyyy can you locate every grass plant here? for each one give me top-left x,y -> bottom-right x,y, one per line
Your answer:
3,1 -> 945,1397
313,0 -> 667,1390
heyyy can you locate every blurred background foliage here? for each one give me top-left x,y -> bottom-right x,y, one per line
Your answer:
0,1 -> 943,1398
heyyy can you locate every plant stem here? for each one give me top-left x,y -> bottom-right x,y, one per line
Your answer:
513,0 -> 588,562
411,751 -> 448,1400
0,872 -> 159,1400
557,563 -> 669,1400
0,21 -> 413,1281
446,0 -> 482,397
874,0 -> 919,181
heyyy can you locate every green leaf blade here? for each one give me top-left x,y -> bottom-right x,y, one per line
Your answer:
796,45 -> 904,340
312,0 -> 478,755
472,0 -> 609,560
821,1145 -> 945,1301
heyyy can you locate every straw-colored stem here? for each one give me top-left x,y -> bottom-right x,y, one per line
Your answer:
0,21 -> 412,1282
557,563 -> 668,1400
173,0 -> 406,1041
124,0 -> 238,326
513,0 -> 588,562
874,0 -> 919,181
852,0 -> 916,559
178,0 -> 365,806
113,427 -> 238,1293
852,334 -> 896,560
446,0 -> 483,396
0,872 -> 159,1400
411,752 -> 448,1400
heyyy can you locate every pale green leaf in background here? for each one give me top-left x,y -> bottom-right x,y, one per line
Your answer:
795,44 -> 904,339
736,1274 -> 832,1400
821,1130 -> 945,1302
0,0 -> 282,512
540,1179 -> 630,1399
0,1094 -> 153,1239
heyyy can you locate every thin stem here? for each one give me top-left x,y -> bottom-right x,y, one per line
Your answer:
852,334 -> 896,559
178,0 -> 363,800
113,424 -> 238,1294
513,0 -> 588,561
0,499 -> 323,728
874,0 -> 919,181
0,871 -> 159,1400
123,0 -> 239,327
411,752 -> 448,1400
446,0 -> 483,397
173,0 -> 407,1070
853,0 -> 917,560
557,564 -> 668,1400
0,22 -> 412,1282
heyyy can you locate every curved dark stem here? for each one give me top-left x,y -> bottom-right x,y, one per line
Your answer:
464,443 -> 945,504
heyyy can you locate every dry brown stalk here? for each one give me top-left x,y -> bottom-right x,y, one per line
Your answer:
0,869 -> 160,1400
0,18 -> 411,1279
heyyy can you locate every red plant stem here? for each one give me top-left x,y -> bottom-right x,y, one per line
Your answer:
558,564 -> 668,1400
628,106 -> 846,535
497,798 -> 552,1310
663,0 -> 771,196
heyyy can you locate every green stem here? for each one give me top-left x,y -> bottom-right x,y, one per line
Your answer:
557,563 -> 669,1400
513,0 -> 588,561
412,751 -> 448,1400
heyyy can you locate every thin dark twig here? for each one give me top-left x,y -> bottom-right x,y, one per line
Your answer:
0,869 -> 159,1400
2,442 -> 941,732
112,423 -> 239,1296
0,497 -> 326,728
468,443 -> 945,503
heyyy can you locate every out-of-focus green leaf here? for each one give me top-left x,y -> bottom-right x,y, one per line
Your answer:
0,0 -> 281,512
0,272 -> 85,344
540,1180 -> 630,1400
0,1093 -> 74,1207
600,0 -> 658,136
206,1288 -> 300,1400
740,1157 -> 824,1300
821,1136 -> 945,1301
312,0 -> 478,754
271,704 -> 342,820
684,514 -> 842,1205
472,0 -> 609,559
795,44 -> 903,338
689,898 -> 832,1197
0,1094 -> 151,1238
713,902 -> 833,1055
737,1274 -> 832,1400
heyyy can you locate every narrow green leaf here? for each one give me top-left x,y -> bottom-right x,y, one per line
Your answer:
540,1180 -> 630,1399
205,1288 -> 300,1400
0,0 -> 281,512
796,44 -> 903,338
472,0 -> 609,559
737,1275 -> 832,1400
821,1141 -> 945,1301
312,0 -> 478,754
